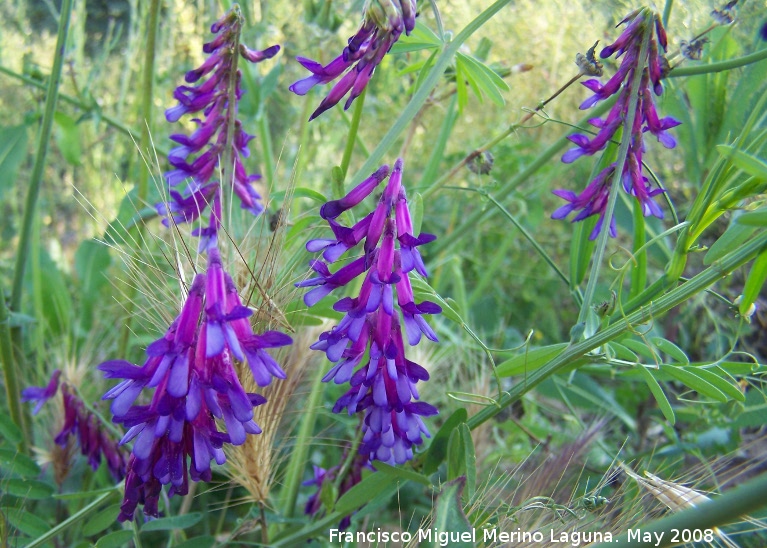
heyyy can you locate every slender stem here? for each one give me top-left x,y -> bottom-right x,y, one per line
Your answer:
661,0 -> 673,28
592,470 -> 767,548
138,0 -> 161,202
428,0 -> 445,40
0,283 -> 26,453
430,98 -> 615,255
339,87 -> 367,183
668,47 -> 767,77
0,66 -> 162,150
25,489 -> 118,548
421,71 -> 584,200
465,230 -> 767,431
8,0 -> 73,447
118,0 -> 161,358
629,199 -> 647,299
577,20 -> 651,325
347,0 -> 513,189
278,362 -> 326,519
259,502 -> 269,545
223,7 -> 243,195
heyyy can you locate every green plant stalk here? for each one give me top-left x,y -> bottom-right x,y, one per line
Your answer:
26,489 -> 118,548
258,111 -> 276,189
0,66 -> 161,150
339,87 -> 367,185
138,0 -> 161,202
278,362 -> 327,520
662,0 -> 673,28
430,98 -> 614,256
578,20 -> 652,325
465,229 -> 767,431
346,0 -> 513,188
591,470 -> 767,548
669,47 -> 767,77
117,0 -> 161,358
0,283 -> 25,453
7,0 -> 73,446
629,190 -> 648,300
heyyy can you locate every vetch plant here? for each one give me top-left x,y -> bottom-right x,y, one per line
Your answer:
296,159 -> 440,465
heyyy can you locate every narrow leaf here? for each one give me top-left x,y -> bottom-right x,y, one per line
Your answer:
661,365 -> 728,402
638,365 -> 675,425
496,343 -> 569,377
651,337 -> 690,364
423,408 -> 468,475
740,252 -> 767,315
141,512 -> 202,532
95,530 -> 136,548
431,478 -> 473,548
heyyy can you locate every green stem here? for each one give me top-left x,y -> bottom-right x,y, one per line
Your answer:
427,0 -> 445,40
661,0 -> 673,28
668,47 -> 767,77
578,16 -> 651,325
339,87 -> 367,184
118,0 -> 161,359
8,0 -> 73,447
26,489 -> 118,548
346,0 -> 513,189
592,470 -> 767,548
629,199 -> 647,299
0,283 -> 26,453
278,362 -> 326,519
138,0 -> 161,202
465,230 -> 767,430
430,98 -> 615,256
0,66 -> 161,150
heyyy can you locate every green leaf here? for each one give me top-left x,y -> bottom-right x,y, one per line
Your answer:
2,478 -> 55,499
431,478 -> 473,548
607,342 -> 638,363
271,187 -> 328,204
423,408 -> 468,475
621,339 -> 658,362
173,536 -> 216,548
717,145 -> 767,179
705,222 -> 756,264
741,251 -> 767,316
660,365 -> 728,402
496,343 -> 569,377
335,472 -> 395,515
375,462 -> 432,487
391,23 -> 442,53
95,530 -> 135,548
82,504 -> 121,536
638,365 -> 675,425
410,192 -> 424,236
74,238 -> 111,331
456,52 -> 508,107
459,424 -> 476,499
455,58 -> 469,112
689,366 -> 745,402
53,111 -> 82,165
1,505 -> 50,537
570,216 -> 598,287
0,449 -> 41,477
141,512 -> 202,532
736,207 -> 767,227
0,124 -> 28,198
0,416 -> 22,444
651,337 -> 689,364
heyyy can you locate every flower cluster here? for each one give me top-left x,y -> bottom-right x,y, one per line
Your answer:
303,451 -> 372,529
158,8 -> 279,225
22,370 -> 127,481
289,0 -> 417,120
100,251 -> 291,521
296,159 -> 439,465
552,9 -> 679,239
99,7 -> 292,522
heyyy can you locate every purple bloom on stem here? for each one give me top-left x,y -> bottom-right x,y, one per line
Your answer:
22,371 -> 127,480
101,254 -> 291,521
21,369 -> 61,415
296,158 -> 440,466
156,6 -> 279,228
553,9 -> 676,237
290,0 -> 418,120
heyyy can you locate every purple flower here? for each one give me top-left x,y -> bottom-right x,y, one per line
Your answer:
296,158 -> 439,465
156,6 -> 279,227
553,9 -> 677,236
101,255 -> 291,521
290,0 -> 417,120
303,452 -> 373,529
23,371 -> 127,481
21,369 -> 61,415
